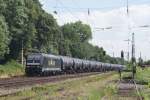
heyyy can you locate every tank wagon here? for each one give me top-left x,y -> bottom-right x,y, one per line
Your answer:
25,53 -> 125,76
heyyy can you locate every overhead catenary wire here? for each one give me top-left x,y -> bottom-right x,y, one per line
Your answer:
57,0 -> 81,21
52,6 -> 121,11
53,0 -> 67,25
57,0 -> 97,32
49,0 -> 150,59
70,0 -> 90,24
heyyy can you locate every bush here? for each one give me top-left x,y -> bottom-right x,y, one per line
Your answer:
0,60 -> 24,77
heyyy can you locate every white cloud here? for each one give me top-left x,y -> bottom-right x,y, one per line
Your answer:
42,4 -> 150,60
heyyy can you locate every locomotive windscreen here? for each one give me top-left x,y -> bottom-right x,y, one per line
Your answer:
27,60 -> 40,63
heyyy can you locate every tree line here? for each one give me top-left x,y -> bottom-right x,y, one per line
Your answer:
0,0 -> 123,64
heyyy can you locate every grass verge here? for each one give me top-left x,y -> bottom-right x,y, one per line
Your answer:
135,67 -> 150,100
1,72 -> 119,100
0,60 -> 24,78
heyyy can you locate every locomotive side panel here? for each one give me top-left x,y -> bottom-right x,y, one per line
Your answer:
41,55 -> 62,72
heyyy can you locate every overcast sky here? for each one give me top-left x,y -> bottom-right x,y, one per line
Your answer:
39,0 -> 150,61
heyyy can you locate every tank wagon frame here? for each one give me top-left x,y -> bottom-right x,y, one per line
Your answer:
25,53 -> 125,76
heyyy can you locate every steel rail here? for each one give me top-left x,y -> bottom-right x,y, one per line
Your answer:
0,72 -> 101,89
133,80 -> 143,100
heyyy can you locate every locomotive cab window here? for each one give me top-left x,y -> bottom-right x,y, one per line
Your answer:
27,60 -> 40,63
34,60 -> 40,63
27,60 -> 33,63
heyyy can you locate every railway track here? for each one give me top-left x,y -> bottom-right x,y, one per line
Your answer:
133,80 -> 143,100
0,72 -> 102,89
117,77 -> 144,100
0,72 -> 102,97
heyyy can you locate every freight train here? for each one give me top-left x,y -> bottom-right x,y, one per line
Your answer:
25,53 -> 125,76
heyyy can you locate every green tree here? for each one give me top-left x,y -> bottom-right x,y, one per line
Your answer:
0,0 -> 7,14
7,0 -> 29,59
0,16 -> 10,59
35,13 -> 61,54
61,21 -> 92,58
61,21 -> 92,43
1,0 -> 62,60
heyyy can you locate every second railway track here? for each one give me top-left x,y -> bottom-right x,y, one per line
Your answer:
117,77 -> 144,100
0,72 -> 102,89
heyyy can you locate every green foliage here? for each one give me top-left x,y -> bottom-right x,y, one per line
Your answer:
61,21 -> 92,43
0,0 -> 7,14
61,21 -> 109,61
143,60 -> 150,65
135,68 -> 150,100
7,0 -> 29,59
0,60 -> 24,77
136,67 -> 150,83
61,21 -> 93,58
35,13 -> 61,54
0,15 -> 10,59
138,57 -> 143,66
1,0 -> 62,60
